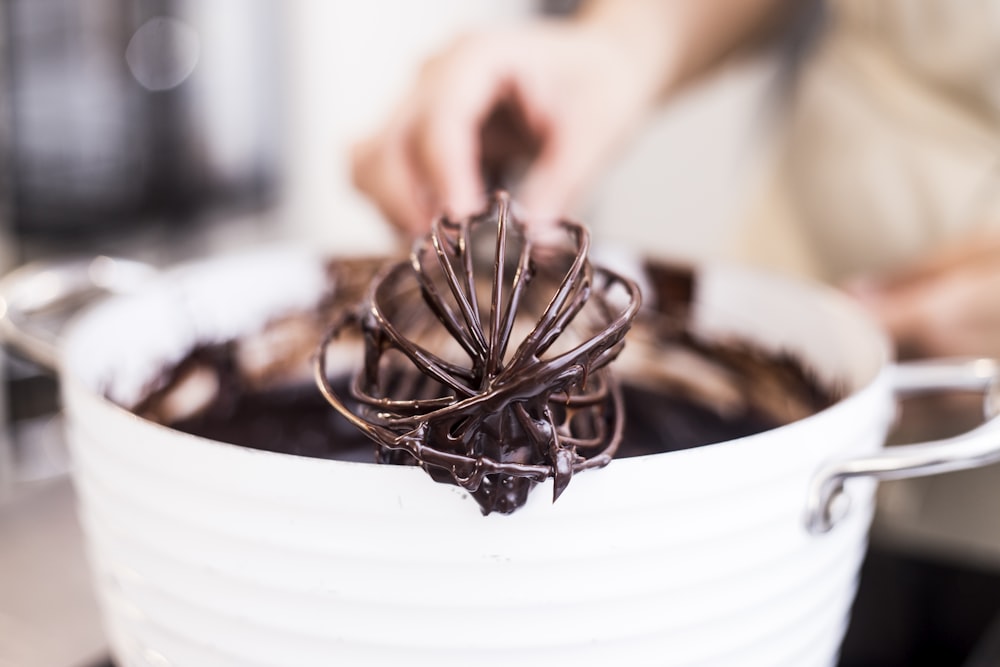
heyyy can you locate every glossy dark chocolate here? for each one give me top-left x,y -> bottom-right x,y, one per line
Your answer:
162,370 -> 794,462
316,193 -> 643,513
138,330 -> 837,501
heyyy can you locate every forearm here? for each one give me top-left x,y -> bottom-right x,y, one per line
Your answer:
575,0 -> 791,100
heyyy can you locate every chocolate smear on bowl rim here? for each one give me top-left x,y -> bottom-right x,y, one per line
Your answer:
315,192 -> 643,514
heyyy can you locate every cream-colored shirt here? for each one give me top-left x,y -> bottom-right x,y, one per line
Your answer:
735,1 -> 1000,565
733,0 -> 1000,283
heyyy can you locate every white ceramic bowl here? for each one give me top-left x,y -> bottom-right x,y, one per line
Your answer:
3,249 -> 1000,667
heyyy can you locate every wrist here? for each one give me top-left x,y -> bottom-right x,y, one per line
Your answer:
573,0 -> 682,102
574,0 -> 789,102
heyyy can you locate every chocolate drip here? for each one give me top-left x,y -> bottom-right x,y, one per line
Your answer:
315,193 -> 642,514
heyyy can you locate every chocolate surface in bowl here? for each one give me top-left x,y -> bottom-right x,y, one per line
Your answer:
132,257 -> 839,469
145,360 -> 806,462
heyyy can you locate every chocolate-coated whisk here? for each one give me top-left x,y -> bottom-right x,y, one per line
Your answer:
316,192 -> 641,514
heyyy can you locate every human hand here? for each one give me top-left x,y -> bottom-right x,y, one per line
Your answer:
351,19 -> 670,236
351,0 -> 788,235
846,230 -> 1000,359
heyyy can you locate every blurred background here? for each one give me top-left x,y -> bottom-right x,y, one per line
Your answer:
2,1 -> 1000,666
0,0 -> 776,263
0,0 -> 775,492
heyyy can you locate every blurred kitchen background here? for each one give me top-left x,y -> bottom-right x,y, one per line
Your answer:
0,0 -> 773,489
0,0 -> 781,263
2,2 -> 1000,666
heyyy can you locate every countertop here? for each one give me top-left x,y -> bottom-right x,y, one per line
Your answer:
0,476 -> 106,667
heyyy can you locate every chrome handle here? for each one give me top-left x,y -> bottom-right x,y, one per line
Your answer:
0,256 -> 158,370
806,358 -> 1000,534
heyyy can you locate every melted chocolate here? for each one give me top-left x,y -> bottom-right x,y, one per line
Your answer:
316,193 -> 642,513
138,332 -> 836,501
159,366 -> 792,463
175,375 -> 374,463
139,311 -> 836,466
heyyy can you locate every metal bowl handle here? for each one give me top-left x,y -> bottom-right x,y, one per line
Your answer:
0,256 -> 158,370
806,358 -> 1000,534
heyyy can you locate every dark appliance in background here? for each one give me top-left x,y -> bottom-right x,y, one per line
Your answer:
1,0 -> 285,483
3,0 -> 284,254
